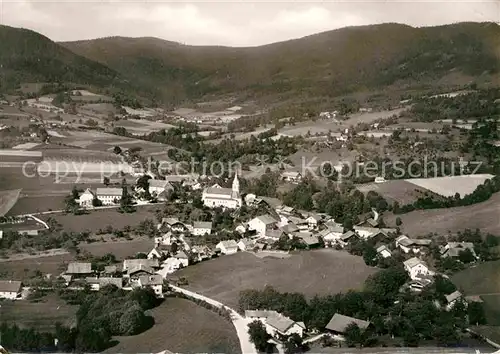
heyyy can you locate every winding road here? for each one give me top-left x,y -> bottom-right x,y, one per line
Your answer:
168,284 -> 257,354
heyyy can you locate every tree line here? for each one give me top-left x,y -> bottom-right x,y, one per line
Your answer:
238,267 -> 487,347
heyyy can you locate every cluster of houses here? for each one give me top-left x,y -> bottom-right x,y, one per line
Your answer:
60,259 -> 164,297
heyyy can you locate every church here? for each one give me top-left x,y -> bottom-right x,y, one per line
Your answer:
202,173 -> 242,209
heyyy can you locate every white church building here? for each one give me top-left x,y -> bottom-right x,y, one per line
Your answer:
202,173 -> 242,209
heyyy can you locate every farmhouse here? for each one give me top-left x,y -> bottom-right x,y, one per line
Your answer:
161,218 -> 187,232
192,221 -> 212,236
325,313 -> 371,335
281,171 -> 302,183
137,274 -> 164,297
123,258 -> 159,272
319,225 -> 345,244
376,245 -> 392,258
202,173 -> 242,209
148,245 -> 171,259
305,213 -> 322,230
216,240 -> 239,255
171,251 -> 190,267
440,242 -> 476,259
96,187 -> 122,205
353,226 -> 392,241
128,265 -> 155,280
66,262 -> 92,277
403,257 -> 431,280
238,238 -> 256,251
245,310 -> 305,338
148,179 -> 174,199
0,280 -> 22,299
76,188 -> 95,208
248,214 -> 279,236
396,235 -> 432,254
297,233 -> 320,248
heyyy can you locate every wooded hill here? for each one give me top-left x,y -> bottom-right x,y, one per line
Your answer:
1,22 -> 499,104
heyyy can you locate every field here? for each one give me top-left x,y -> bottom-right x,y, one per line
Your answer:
0,253 -> 74,279
452,261 -> 500,326
172,249 -> 377,308
385,192 -> 500,237
356,180 -> 431,205
0,188 -> 21,216
52,130 -> 175,161
104,297 -> 241,354
39,206 -> 160,232
79,238 -> 153,258
405,174 -> 494,198
0,294 -> 78,331
0,167 -> 109,215
114,118 -> 174,135
278,108 -> 406,137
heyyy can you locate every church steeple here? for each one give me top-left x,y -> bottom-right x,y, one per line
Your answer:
232,171 -> 240,194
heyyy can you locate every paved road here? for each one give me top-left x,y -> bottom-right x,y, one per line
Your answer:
168,284 -> 257,354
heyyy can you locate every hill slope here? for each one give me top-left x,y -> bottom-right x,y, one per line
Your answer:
61,22 -> 500,101
0,25 -> 127,92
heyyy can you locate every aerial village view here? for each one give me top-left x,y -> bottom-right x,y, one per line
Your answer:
0,1 -> 499,354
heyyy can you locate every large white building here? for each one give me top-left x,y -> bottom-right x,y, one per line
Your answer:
202,173 -> 242,209
96,187 -> 122,205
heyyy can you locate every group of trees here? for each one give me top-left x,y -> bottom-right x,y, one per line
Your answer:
283,179 -> 389,229
239,266 -> 487,347
0,286 -> 160,352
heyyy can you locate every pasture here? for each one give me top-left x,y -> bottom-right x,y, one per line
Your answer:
385,192 -> 500,236
0,294 -> 78,331
172,249 -> 377,308
104,297 -> 241,354
39,206 -> 160,233
356,180 -> 430,205
405,174 -> 494,198
114,118 -> 174,135
0,189 -> 21,216
0,253 -> 74,280
452,261 -> 500,295
79,238 -> 152,259
452,261 -> 500,326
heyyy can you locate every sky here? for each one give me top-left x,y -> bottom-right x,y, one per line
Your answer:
0,0 -> 499,46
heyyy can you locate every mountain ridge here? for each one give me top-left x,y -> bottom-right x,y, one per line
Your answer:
1,22 -> 498,104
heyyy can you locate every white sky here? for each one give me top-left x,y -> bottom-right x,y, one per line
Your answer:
0,0 -> 499,46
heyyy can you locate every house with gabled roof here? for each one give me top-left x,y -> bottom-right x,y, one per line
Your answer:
137,274 -> 164,297
248,214 -> 279,236
396,235 -> 432,254
96,187 -> 122,205
216,240 -> 239,255
238,238 -> 256,251
440,242 -> 477,259
376,245 -> 392,258
325,313 -> 371,335
245,310 -> 305,338
148,244 -> 171,260
320,225 -> 345,245
0,280 -> 22,299
148,179 -> 174,199
192,221 -> 212,236
123,258 -> 159,272
66,262 -> 92,277
403,257 -> 431,280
